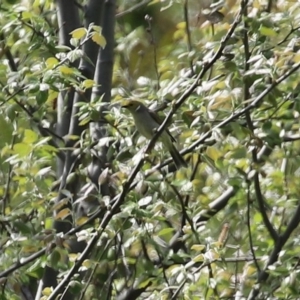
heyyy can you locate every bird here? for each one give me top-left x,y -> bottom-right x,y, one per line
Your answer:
121,99 -> 187,169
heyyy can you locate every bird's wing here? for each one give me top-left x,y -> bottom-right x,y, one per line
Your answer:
149,109 -> 176,143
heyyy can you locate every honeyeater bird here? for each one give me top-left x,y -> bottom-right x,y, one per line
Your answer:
121,100 -> 187,169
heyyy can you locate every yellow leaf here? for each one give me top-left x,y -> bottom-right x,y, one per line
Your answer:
215,80 -> 226,89
245,265 -> 257,276
42,287 -> 52,296
64,135 -> 80,141
22,245 -> 38,253
5,207 -> 11,215
76,216 -> 89,225
293,53 -> 300,63
176,22 -> 186,29
82,79 -> 95,89
69,253 -> 79,262
259,26 -> 277,37
193,254 -> 204,262
24,129 -> 38,144
55,208 -> 71,220
70,27 -> 87,39
82,259 -> 93,268
92,32 -> 106,48
211,241 -> 223,248
46,90 -> 58,107
191,244 -> 206,252
59,66 -> 74,75
45,57 -> 59,68
32,0 -> 40,8
44,217 -> 53,229
22,11 -> 32,20
206,146 -> 221,161
52,198 -> 69,211
13,143 -> 32,157
173,29 -> 185,40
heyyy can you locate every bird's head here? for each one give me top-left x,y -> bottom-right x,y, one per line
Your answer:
121,99 -> 144,113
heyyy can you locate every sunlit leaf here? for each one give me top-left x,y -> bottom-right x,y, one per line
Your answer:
82,259 -> 93,268
176,22 -> 186,29
23,129 -> 38,144
45,57 -> 59,68
191,244 -> 206,252
259,26 -> 277,37
138,196 -> 152,206
70,27 -> 87,39
193,254 -> 205,262
52,198 -> 69,211
13,143 -> 32,157
55,208 -> 71,220
82,79 -> 95,89
157,227 -> 174,237
206,146 -> 221,161
59,66 -> 74,75
21,11 -> 32,20
91,32 -> 106,48
42,287 -> 53,296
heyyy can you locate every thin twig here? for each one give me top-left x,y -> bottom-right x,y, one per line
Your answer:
184,0 -> 194,75
116,0 -> 151,18
143,4 -> 246,174
246,181 -> 261,272
242,0 -> 278,241
172,255 -> 261,299
145,15 -> 160,89
1,134 -> 16,215
248,188 -> 300,298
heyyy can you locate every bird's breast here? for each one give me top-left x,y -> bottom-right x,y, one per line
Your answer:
132,111 -> 157,139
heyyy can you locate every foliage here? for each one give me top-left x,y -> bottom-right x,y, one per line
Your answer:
1,0 -> 300,299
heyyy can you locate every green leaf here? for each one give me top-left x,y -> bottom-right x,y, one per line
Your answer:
13,143 -> 32,157
21,11 -> 32,20
0,115 -> 13,143
26,258 -> 44,278
259,26 -> 277,37
157,227 -> 174,237
262,121 -> 272,131
92,25 -> 102,33
13,221 -> 32,234
206,146 -> 221,161
48,249 -> 61,269
69,280 -> 83,295
23,129 -> 38,144
193,254 -> 205,262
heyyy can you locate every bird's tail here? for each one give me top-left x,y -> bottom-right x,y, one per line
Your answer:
169,145 -> 187,169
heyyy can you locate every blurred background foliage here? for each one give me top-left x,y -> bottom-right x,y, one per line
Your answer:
1,0 -> 300,299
